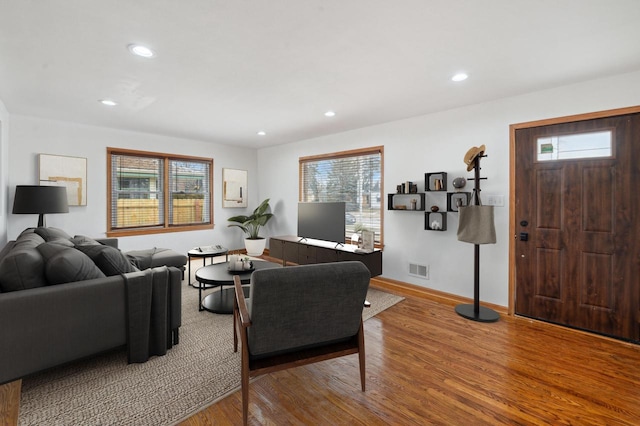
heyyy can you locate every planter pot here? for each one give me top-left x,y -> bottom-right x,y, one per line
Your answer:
244,238 -> 266,256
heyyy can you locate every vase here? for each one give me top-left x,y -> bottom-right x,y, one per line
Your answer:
244,238 -> 266,256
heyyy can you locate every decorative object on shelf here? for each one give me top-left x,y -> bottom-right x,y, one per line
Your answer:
227,198 -> 274,256
425,211 -> 447,231
387,192 -> 425,211
430,205 -> 439,212
12,185 -> 69,227
396,181 -> 418,194
452,177 -> 467,190
455,145 -> 499,323
39,154 -> 87,206
447,191 -> 472,212
222,168 -> 248,208
425,172 -> 447,191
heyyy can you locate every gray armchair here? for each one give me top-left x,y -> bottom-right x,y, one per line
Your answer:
233,261 -> 371,425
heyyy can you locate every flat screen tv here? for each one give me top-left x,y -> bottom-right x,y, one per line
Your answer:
298,202 -> 346,244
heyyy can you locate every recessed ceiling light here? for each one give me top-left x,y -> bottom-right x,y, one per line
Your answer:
257,131 -> 266,136
128,44 -> 155,58
99,99 -> 118,106
324,110 -> 336,117
452,73 -> 468,82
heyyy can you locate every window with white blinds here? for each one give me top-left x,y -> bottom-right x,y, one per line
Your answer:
108,148 -> 213,236
168,159 -> 211,225
299,146 -> 383,244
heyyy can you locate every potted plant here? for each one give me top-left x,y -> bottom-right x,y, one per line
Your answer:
227,198 -> 274,256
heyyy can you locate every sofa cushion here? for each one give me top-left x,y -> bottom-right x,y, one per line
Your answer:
34,227 -> 72,242
125,248 -> 187,270
37,242 -> 106,285
0,232 -> 47,292
70,235 -> 102,246
75,244 -> 139,276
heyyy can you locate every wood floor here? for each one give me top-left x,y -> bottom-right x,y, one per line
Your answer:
178,286 -> 640,425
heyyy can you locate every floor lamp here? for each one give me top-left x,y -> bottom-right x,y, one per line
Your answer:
12,185 -> 69,227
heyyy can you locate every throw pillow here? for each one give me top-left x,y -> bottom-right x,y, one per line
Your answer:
0,231 -> 48,292
18,228 -> 37,237
0,246 -> 47,291
70,235 -> 102,246
37,242 -> 106,285
34,227 -> 72,242
75,244 -> 139,276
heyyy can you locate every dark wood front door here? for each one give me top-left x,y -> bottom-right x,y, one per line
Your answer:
514,112 -> 640,342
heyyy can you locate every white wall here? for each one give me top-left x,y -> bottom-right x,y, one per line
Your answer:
0,100 -> 9,244
7,115 -> 259,254
258,70 -> 640,307
4,70 -> 640,306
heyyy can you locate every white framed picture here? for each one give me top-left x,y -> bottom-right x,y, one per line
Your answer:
222,168 -> 247,208
39,154 -> 87,206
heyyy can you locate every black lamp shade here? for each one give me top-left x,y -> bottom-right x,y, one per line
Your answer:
13,185 -> 69,227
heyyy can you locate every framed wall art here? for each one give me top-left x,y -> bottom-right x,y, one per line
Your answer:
222,168 -> 247,208
39,154 -> 87,206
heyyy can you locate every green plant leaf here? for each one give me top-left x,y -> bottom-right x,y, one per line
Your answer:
227,198 -> 273,239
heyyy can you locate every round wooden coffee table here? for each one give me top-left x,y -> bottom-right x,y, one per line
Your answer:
195,260 -> 281,314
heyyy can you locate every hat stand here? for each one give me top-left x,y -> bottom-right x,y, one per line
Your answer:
455,154 -> 500,322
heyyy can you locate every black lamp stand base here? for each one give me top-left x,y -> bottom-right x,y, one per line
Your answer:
455,304 -> 500,323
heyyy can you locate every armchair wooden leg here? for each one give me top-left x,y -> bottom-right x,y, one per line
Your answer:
358,320 -> 366,392
241,359 -> 249,426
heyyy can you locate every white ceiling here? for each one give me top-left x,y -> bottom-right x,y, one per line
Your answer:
1,0 -> 640,149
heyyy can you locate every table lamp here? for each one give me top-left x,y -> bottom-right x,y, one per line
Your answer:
12,185 -> 69,227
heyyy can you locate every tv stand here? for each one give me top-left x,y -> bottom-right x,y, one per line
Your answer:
269,235 -> 382,277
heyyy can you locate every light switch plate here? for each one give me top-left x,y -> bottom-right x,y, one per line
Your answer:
486,195 -> 504,206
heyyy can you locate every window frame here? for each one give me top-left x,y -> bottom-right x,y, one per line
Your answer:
299,146 -> 384,248
107,147 -> 214,237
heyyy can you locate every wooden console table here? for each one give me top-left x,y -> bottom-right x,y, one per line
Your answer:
269,235 -> 382,277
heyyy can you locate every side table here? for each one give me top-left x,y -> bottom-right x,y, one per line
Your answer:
187,246 -> 228,286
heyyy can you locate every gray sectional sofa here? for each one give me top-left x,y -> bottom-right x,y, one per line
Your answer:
0,227 -> 186,385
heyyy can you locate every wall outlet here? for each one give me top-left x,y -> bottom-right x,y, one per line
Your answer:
485,195 -> 504,207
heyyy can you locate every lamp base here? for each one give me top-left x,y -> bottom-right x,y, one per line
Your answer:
455,304 -> 500,322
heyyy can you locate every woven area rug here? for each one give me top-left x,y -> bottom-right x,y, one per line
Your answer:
18,274 -> 403,425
